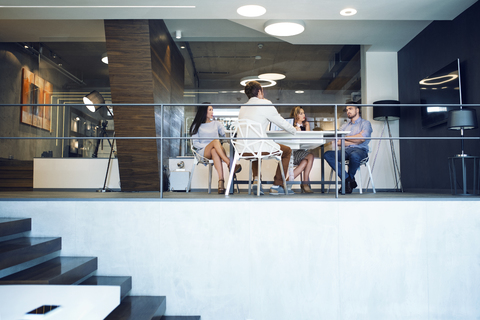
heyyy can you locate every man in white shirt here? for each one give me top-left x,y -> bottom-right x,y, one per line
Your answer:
238,81 -> 296,195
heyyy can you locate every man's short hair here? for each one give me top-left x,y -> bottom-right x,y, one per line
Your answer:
344,100 -> 361,114
244,81 -> 263,99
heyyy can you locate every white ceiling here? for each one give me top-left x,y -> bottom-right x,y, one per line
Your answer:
0,0 -> 477,51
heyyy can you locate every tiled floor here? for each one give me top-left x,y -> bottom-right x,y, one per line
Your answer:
0,189 -> 478,201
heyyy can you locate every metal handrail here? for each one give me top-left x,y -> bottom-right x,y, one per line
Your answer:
1,102 -> 479,199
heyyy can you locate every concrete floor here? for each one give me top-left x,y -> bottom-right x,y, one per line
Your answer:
0,189 -> 478,201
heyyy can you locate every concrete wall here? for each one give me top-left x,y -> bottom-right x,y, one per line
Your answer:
0,44 -> 70,160
1,199 -> 479,320
362,50 -> 401,190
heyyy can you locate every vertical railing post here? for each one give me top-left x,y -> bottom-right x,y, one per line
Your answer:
160,103 -> 164,199
334,104 -> 338,198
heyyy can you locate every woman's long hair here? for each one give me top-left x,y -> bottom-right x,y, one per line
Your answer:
289,106 -> 306,127
189,103 -> 210,136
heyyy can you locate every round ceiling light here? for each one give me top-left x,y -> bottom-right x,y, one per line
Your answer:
340,8 -> 357,16
240,76 -> 276,88
259,73 -> 286,81
101,52 -> 108,64
264,20 -> 305,37
237,5 -> 266,17
419,72 -> 458,86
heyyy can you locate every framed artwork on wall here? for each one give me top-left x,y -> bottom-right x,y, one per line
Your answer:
20,68 -> 52,132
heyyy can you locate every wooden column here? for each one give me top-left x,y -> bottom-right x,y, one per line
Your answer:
105,19 -> 184,192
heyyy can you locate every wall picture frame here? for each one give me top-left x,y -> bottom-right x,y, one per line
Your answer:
20,68 -> 52,132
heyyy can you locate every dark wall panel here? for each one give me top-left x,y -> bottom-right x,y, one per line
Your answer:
148,20 -> 185,164
398,1 -> 480,192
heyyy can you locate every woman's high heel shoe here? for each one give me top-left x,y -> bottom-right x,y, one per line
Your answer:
301,184 -> 314,193
218,179 -> 225,194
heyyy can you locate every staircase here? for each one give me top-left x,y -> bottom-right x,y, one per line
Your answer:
0,217 -> 200,320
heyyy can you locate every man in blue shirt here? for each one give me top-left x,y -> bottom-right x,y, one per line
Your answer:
324,102 -> 373,194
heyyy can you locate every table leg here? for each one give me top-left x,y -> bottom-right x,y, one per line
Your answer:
321,145 -> 325,193
341,134 -> 346,195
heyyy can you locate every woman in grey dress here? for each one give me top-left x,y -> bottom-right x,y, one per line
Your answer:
189,104 -> 241,194
289,106 -> 315,193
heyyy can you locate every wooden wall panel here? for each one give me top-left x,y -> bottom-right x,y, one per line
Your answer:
105,19 -> 184,192
105,20 -> 159,191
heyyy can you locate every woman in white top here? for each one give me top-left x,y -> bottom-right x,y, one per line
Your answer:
289,106 -> 315,193
190,104 -> 241,194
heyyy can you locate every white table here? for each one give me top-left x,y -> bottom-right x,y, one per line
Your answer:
267,130 -> 351,194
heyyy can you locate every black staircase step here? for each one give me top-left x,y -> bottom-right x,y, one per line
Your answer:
159,317 -> 201,320
80,276 -> 132,300
0,218 -> 31,237
0,256 -> 97,285
105,296 -> 166,320
0,237 -> 61,271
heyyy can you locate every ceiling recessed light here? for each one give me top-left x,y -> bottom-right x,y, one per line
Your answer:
340,8 -> 357,16
295,90 -> 304,94
237,5 -> 266,17
264,20 -> 305,37
180,46 -> 186,49
259,73 -> 286,81
101,53 -> 108,64
240,76 -> 276,88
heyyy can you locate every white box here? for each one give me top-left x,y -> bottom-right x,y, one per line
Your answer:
169,170 -> 190,191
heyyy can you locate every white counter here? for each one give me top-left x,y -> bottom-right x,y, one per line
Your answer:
34,158 -> 121,190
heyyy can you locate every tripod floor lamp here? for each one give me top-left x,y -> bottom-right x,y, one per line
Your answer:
372,100 -> 403,192
84,90 -> 115,192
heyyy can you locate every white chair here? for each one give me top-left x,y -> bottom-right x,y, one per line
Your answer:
186,144 -> 214,193
327,156 -> 376,194
225,119 -> 288,196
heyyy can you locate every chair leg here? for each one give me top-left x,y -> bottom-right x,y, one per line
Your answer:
257,159 -> 262,196
327,169 -> 333,194
208,163 -> 213,194
248,160 -> 253,195
187,160 -> 196,192
225,157 -> 238,196
278,156 -> 288,195
366,162 -> 376,193
234,175 -> 240,194
357,167 -> 363,194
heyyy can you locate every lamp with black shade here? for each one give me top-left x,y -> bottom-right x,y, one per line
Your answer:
447,108 -> 478,195
372,100 -> 403,192
84,90 -> 116,192
447,108 -> 478,157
